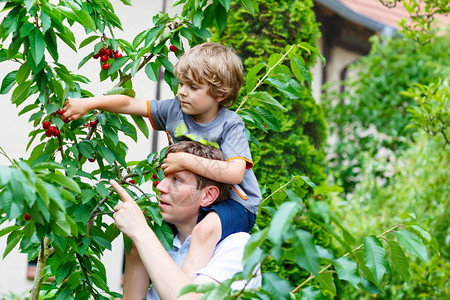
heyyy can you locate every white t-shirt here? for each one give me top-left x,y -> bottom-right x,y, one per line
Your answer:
146,232 -> 262,300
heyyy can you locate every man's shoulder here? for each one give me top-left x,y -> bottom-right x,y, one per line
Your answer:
215,232 -> 251,252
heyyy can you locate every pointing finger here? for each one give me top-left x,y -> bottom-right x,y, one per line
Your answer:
110,180 -> 133,203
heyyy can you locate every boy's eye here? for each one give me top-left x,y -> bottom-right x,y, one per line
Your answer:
190,85 -> 198,90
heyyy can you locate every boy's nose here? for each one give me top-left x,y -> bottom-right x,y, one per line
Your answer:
178,84 -> 187,96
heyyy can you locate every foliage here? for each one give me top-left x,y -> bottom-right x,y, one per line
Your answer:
323,34 -> 450,195
211,0 -> 331,287
212,0 -> 328,196
378,0 -> 450,43
402,71 -> 449,146
0,0 -> 440,300
179,178 -> 436,299
330,133 -> 449,299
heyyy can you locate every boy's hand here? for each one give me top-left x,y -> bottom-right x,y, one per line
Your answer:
161,152 -> 188,175
62,98 -> 91,121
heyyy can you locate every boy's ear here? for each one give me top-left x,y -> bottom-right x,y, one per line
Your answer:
199,186 -> 220,207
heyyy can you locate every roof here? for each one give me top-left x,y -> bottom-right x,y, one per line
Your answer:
316,0 -> 450,36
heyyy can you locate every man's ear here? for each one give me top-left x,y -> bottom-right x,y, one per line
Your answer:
199,186 -> 220,207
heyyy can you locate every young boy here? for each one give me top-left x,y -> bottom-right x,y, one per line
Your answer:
63,42 -> 261,278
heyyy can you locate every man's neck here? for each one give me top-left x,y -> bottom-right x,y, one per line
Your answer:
175,222 -> 196,245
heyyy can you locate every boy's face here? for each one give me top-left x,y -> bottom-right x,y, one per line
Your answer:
177,82 -> 224,123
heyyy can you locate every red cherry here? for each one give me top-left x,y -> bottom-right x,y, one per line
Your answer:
89,120 -> 98,127
104,48 -> 112,57
93,53 -> 100,59
63,117 -> 70,123
102,63 -> 110,70
43,121 -> 51,129
25,213 -> 31,221
45,129 -> 53,137
56,109 -> 64,115
88,157 -> 96,162
169,45 -> 178,52
129,179 -> 136,184
100,55 -> 108,62
153,181 -> 160,187
53,129 -> 60,136
152,174 -> 158,180
114,52 -> 122,59
98,48 -> 106,55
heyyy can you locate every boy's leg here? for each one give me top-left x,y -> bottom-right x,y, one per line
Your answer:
182,212 -> 222,278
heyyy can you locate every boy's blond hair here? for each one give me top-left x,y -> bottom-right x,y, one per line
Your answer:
174,42 -> 244,108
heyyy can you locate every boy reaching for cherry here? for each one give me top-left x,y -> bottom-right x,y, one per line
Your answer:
63,42 -> 262,278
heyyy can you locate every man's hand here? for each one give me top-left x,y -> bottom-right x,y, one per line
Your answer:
161,152 -> 188,175
62,98 -> 91,121
110,180 -> 148,240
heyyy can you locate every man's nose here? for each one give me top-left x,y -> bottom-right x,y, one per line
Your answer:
156,177 -> 169,193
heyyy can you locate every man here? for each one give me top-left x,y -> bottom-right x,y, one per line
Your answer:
111,141 -> 261,299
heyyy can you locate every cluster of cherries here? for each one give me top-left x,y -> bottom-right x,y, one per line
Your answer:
42,109 -> 68,137
93,47 -> 123,70
127,173 -> 160,187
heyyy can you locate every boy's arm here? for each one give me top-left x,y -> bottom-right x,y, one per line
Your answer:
62,95 -> 148,121
162,152 -> 246,185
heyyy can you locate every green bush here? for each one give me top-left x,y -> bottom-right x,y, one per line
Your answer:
323,34 -> 450,195
331,133 -> 449,299
212,0 -> 327,195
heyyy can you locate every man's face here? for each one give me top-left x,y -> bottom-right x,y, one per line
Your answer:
156,169 -> 203,226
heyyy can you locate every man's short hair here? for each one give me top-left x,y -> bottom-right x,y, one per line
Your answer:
173,42 -> 244,108
165,141 -> 230,203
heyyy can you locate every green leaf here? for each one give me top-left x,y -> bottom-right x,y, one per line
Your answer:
317,272 -> 336,296
239,0 -> 257,15
108,56 -> 129,75
29,28 -> 45,64
145,62 -> 159,82
16,64 -> 31,85
388,240 -> 410,283
78,140 -> 95,159
300,286 -> 327,300
54,64 -> 75,88
334,257 -> 361,289
396,230 -> 428,261
179,283 -> 216,297
46,173 -> 81,194
79,35 -> 100,48
268,201 -> 299,245
243,228 -> 268,264
11,80 -> 33,105
262,273 -> 292,300
363,235 -> 389,284
0,225 -> 20,238
249,91 -> 287,111
293,229 -> 320,275
3,230 -> 22,259
97,145 -> 116,165
0,70 -> 17,94
93,235 -> 112,250
131,115 -> 149,138
65,0 -> 96,31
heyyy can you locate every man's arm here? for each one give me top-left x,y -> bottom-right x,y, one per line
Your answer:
110,180 -> 216,300
122,243 -> 150,300
161,152 -> 247,185
62,95 -> 148,121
